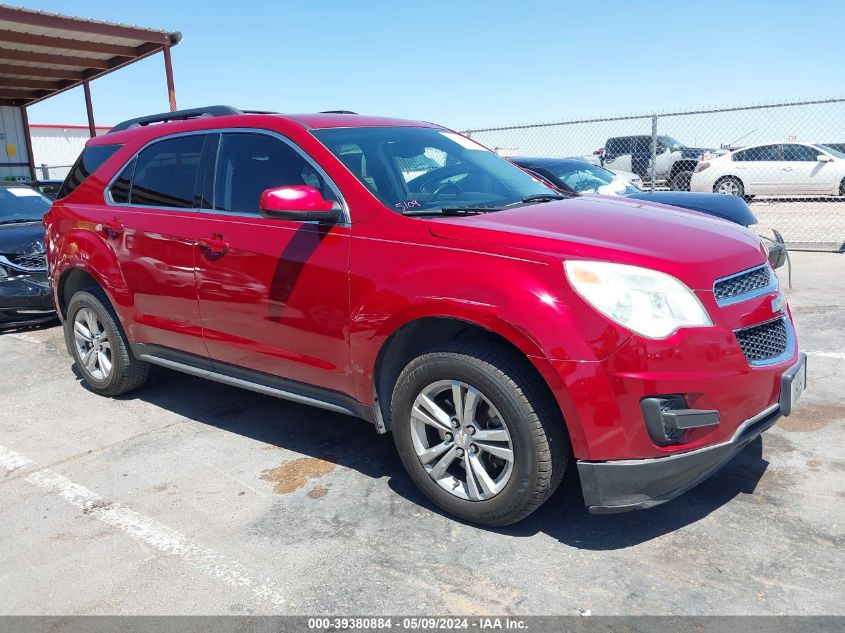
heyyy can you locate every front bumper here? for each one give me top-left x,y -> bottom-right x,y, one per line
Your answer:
0,274 -> 56,326
577,353 -> 806,513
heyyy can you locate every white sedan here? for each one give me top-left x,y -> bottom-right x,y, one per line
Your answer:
690,142 -> 845,197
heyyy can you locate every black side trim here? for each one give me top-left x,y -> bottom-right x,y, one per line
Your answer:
130,343 -> 375,424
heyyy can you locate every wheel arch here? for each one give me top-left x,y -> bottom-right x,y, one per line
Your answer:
713,174 -> 745,192
370,315 -> 573,444
56,268 -> 102,319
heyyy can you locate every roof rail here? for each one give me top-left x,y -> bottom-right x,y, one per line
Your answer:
319,110 -> 358,115
109,106 -> 243,133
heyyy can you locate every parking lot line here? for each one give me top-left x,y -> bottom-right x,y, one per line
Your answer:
0,443 -> 287,610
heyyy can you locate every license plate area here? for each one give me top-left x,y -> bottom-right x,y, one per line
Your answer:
780,353 -> 807,417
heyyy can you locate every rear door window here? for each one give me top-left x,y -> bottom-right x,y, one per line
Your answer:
128,135 -> 205,208
57,144 -> 123,199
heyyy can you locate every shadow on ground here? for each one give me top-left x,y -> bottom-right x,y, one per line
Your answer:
73,363 -> 770,552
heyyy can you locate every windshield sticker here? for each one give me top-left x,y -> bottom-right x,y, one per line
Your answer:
439,132 -> 486,151
395,200 -> 422,212
7,188 -> 43,198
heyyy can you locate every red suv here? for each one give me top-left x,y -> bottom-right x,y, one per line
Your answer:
46,107 -> 806,526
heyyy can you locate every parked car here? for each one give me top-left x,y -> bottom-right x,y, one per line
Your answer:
512,156 -> 789,271
25,179 -> 64,200
511,157 -> 758,225
691,142 -> 845,197
46,106 -> 805,526
596,135 -> 715,190
0,183 -> 55,328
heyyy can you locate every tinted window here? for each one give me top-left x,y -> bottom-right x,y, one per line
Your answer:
109,157 -> 136,204
782,144 -> 821,161
212,133 -> 334,215
631,137 -> 652,154
131,135 -> 205,208
57,144 -> 122,199
733,145 -> 781,161
605,138 -> 628,154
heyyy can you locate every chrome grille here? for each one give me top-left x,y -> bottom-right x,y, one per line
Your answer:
734,318 -> 788,363
7,252 -> 47,270
714,265 -> 772,303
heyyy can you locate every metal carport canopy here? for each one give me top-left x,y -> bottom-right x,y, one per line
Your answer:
0,4 -> 180,179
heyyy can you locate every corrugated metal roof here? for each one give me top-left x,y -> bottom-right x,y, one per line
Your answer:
0,4 -> 180,107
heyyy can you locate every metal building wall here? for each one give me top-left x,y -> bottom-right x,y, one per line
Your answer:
0,105 -> 30,181
30,126 -> 107,180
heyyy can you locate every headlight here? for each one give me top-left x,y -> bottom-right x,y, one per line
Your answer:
564,260 -> 712,339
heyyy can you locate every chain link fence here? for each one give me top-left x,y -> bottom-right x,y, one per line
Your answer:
463,97 -> 845,252
35,163 -> 73,181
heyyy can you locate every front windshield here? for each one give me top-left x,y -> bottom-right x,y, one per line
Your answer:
549,163 -> 614,192
312,127 -> 555,213
816,144 -> 845,159
0,186 -> 51,224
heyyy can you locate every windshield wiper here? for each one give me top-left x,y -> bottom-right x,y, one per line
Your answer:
0,218 -> 42,225
402,206 -> 504,217
519,193 -> 572,203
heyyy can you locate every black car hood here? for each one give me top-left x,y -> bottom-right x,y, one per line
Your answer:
625,191 -> 757,226
0,221 -> 46,255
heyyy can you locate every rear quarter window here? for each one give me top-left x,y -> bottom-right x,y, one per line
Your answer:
57,144 -> 123,199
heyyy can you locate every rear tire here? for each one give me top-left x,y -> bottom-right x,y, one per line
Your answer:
66,289 -> 149,397
714,176 -> 744,197
390,340 -> 568,526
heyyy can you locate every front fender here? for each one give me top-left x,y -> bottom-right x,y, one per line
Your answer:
349,242 -> 630,407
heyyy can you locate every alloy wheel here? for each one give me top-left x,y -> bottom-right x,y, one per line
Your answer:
73,307 -> 113,381
410,380 -> 514,501
716,179 -> 740,195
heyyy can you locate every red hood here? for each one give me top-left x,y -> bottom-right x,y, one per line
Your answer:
427,196 -> 767,290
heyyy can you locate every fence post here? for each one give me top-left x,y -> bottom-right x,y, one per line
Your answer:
40,163 -> 49,180
650,114 -> 658,192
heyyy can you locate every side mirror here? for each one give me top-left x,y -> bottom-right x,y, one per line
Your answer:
817,154 -> 832,162
767,229 -> 787,269
259,186 -> 341,222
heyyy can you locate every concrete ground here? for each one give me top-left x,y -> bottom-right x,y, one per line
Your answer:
0,251 -> 843,616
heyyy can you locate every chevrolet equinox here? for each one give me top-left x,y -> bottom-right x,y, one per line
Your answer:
46,106 -> 807,526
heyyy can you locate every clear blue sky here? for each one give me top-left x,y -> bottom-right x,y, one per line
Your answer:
22,0 -> 845,131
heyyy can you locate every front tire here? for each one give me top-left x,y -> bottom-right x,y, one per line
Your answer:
67,289 -> 149,397
714,176 -> 744,197
390,341 -> 568,526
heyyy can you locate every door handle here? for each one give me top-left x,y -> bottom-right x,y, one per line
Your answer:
101,218 -> 124,238
198,234 -> 229,255
782,167 -> 793,171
